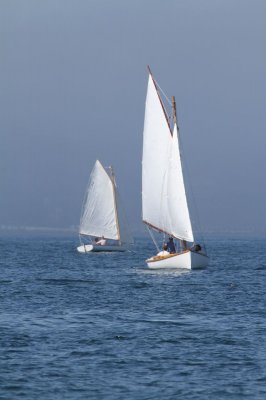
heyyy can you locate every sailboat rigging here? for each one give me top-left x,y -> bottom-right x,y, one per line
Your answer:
77,160 -> 133,253
142,68 -> 209,269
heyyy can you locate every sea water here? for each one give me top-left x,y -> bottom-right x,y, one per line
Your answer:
0,236 -> 265,399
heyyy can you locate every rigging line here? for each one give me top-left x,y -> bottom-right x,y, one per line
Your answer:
116,189 -> 134,245
147,225 -> 160,252
154,75 -> 181,135
162,232 -> 166,248
153,78 -> 172,106
178,133 -> 207,252
107,165 -> 133,245
109,165 -> 121,241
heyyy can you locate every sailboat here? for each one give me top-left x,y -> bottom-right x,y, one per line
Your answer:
142,68 -> 209,269
77,160 -> 133,253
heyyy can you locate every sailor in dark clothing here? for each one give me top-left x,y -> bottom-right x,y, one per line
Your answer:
191,243 -> 202,252
166,237 -> 176,254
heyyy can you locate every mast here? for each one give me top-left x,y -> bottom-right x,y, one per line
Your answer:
110,166 -> 121,242
172,95 -> 177,129
142,70 -> 194,243
172,95 -> 188,249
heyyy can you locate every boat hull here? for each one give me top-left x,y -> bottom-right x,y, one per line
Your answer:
77,244 -> 127,253
146,250 -> 209,270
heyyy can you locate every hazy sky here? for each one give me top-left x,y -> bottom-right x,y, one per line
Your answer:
1,0 -> 266,237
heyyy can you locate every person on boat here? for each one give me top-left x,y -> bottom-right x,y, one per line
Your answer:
96,236 -> 107,246
156,244 -> 169,257
167,237 -> 176,254
191,243 -> 202,252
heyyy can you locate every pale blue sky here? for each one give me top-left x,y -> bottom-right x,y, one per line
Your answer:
0,0 -> 266,236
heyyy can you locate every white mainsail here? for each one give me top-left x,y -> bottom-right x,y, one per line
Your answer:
142,72 -> 194,242
79,160 -> 120,240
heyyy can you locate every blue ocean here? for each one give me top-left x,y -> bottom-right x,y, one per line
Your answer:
0,236 -> 265,399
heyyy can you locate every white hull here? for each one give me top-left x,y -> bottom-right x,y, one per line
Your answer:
77,244 -> 127,253
146,250 -> 209,270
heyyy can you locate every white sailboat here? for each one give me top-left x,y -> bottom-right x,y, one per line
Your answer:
77,160 -> 133,253
142,68 -> 209,269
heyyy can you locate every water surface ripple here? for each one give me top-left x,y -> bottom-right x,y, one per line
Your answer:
0,237 -> 265,399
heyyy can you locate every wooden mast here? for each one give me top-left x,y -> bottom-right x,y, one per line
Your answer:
172,95 -> 177,127
172,95 -> 187,251
172,95 -> 180,132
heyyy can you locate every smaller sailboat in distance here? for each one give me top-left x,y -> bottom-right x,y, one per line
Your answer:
77,160 -> 133,253
142,67 -> 209,269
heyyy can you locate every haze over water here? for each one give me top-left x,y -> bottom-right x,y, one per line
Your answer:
1,0 -> 266,237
